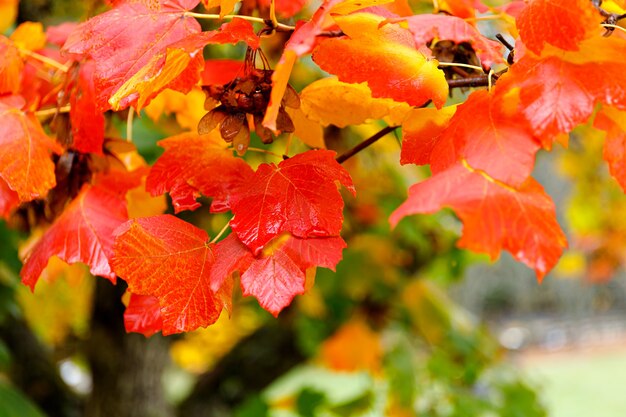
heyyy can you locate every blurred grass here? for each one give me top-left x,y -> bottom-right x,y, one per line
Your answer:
523,348 -> 626,417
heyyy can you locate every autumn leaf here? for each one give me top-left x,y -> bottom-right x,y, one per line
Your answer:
321,318 -> 382,373
496,35 -> 626,141
124,294 -> 164,337
202,59 -> 244,85
211,233 -> 346,316
300,77 -> 411,128
10,21 -> 46,51
400,106 -> 456,166
146,131 -> 254,213
286,107 -> 326,149
396,14 -> 504,68
112,215 -> 232,334
330,0 -> 395,14
426,90 -> 542,187
0,177 -> 19,219
437,0 -> 488,18
517,0 -> 601,54
390,162 -> 567,280
258,0 -> 308,17
21,182 -> 130,290
63,0 -> 202,110
594,106 -> 626,192
0,95 -> 62,201
70,61 -> 105,154
263,0 -> 343,132
0,36 -> 23,95
109,18 -> 259,111
312,12 -> 448,108
229,150 -> 355,254
202,0 -> 240,17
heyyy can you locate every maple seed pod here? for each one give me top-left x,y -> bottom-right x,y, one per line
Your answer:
220,113 -> 246,142
233,123 -> 251,156
198,108 -> 227,135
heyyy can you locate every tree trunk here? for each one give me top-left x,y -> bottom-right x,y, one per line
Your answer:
85,279 -> 173,417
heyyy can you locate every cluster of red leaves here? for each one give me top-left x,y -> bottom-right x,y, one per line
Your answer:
2,0 -> 626,336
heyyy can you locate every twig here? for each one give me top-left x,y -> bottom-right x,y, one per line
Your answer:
184,11 -> 295,32
126,108 -> 134,143
34,105 -> 71,118
602,23 -> 626,35
438,62 -> 484,72
21,49 -> 70,73
336,125 -> 398,164
210,220 -> 231,244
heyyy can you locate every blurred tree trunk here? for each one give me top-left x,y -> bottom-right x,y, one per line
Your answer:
85,279 -> 173,417
0,312 -> 82,417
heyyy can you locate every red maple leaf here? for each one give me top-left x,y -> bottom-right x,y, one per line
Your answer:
63,0 -> 201,109
390,162 -> 567,280
70,61 -> 105,154
229,150 -> 355,254
0,178 -> 19,220
497,35 -> 626,141
124,293 -> 164,337
146,132 -> 254,213
517,0 -> 601,54
211,233 -> 346,316
112,215 -> 232,334
21,180 -> 131,290
594,106 -> 626,192
0,95 -> 62,201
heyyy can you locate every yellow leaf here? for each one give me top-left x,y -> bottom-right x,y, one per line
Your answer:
300,77 -> 411,128
263,50 -> 297,133
10,22 -> 46,51
127,177 -> 167,219
17,258 -> 93,346
202,0 -> 240,17
331,0 -> 396,15
0,0 -> 18,33
144,88 -> 207,130
286,107 -> 325,149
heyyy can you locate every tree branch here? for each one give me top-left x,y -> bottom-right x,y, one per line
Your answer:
336,125 -> 398,164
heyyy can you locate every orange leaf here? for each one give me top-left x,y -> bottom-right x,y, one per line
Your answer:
21,183 -> 129,290
594,106 -> 626,192
202,0 -> 240,16
312,13 -> 448,108
112,215 -> 232,334
437,0 -> 488,18
330,0 -> 395,14
70,61 -> 105,154
0,36 -> 23,95
321,318 -> 382,373
0,96 -> 61,201
10,21 -> 46,51
146,132 -> 254,213
390,162 -> 567,281
497,35 -> 626,141
400,106 -> 456,166
517,0 -> 601,54
300,77 -> 411,128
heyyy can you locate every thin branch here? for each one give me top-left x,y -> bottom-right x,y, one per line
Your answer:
336,125 -> 398,164
602,23 -> 626,34
210,221 -> 231,244
438,62 -> 484,72
269,0 -> 279,30
184,11 -> 295,32
126,108 -> 134,143
21,49 -> 70,73
34,105 -> 71,118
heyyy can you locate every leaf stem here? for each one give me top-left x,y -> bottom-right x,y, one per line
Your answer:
184,11 -> 295,32
336,125 -> 398,164
438,62 -> 484,72
602,23 -> 626,34
34,105 -> 71,118
126,108 -> 134,143
21,49 -> 70,73
210,220 -> 231,244
269,0 -> 279,31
